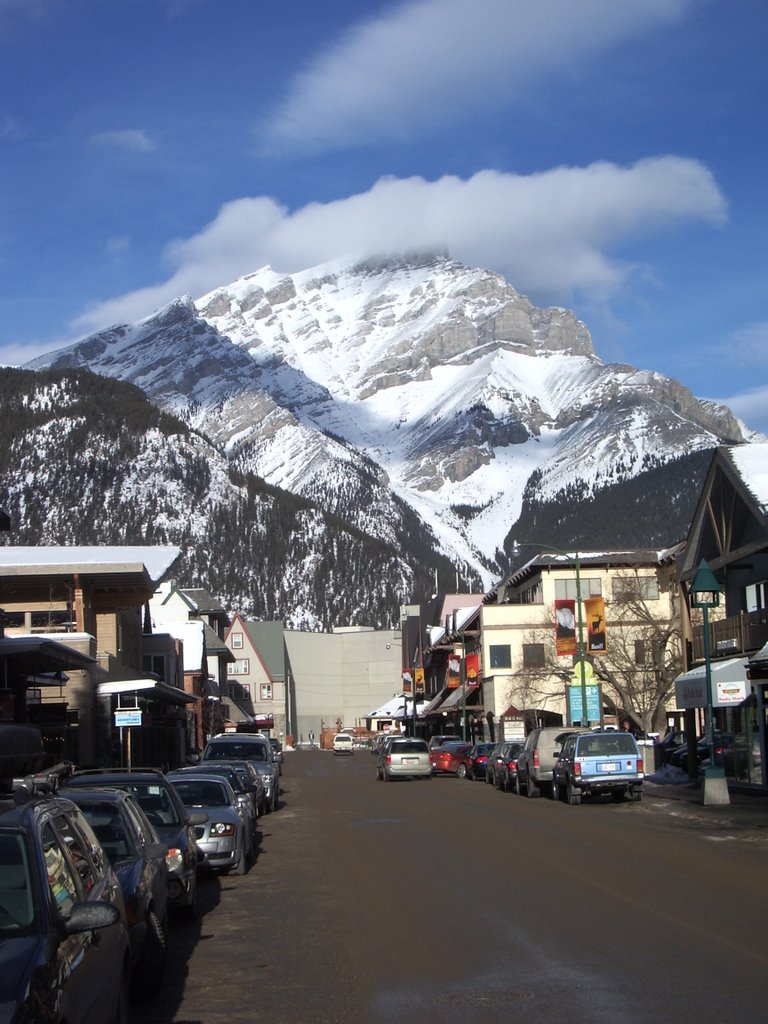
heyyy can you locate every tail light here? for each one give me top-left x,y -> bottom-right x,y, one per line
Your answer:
507,759 -> 517,770
573,762 -> 581,777
386,755 -> 392,765
637,757 -> 644,773
533,749 -> 540,768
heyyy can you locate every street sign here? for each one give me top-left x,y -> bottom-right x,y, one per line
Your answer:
114,709 -> 143,727
568,683 -> 601,725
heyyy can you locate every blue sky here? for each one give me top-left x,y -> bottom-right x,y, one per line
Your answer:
1,0 -> 766,432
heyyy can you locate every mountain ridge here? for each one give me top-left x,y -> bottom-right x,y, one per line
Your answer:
27,253 -> 752,589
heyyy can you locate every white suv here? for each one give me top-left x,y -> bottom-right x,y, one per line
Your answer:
332,733 -> 354,755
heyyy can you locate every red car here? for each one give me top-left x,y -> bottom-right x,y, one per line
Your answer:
429,742 -> 473,778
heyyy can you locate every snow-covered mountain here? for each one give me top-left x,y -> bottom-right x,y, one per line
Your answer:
30,252 -> 750,586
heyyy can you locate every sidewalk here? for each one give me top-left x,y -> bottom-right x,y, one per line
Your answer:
644,768 -> 768,830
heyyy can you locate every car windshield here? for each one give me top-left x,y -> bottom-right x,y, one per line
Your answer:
0,832 -> 35,935
114,783 -> 182,826
205,742 -> 268,762
172,780 -> 230,807
72,802 -> 133,862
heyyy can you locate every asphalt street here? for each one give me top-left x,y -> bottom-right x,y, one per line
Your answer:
131,749 -> 768,1024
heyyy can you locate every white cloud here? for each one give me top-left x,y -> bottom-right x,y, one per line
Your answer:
70,156 -> 726,337
713,385 -> 768,437
89,129 -> 156,153
718,323 -> 768,369
261,0 -> 691,152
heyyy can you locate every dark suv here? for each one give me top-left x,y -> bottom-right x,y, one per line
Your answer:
63,767 -> 207,919
0,725 -> 131,1023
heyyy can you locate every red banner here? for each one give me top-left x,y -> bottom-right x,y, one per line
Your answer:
465,653 -> 480,687
585,597 -> 607,654
555,599 -> 578,656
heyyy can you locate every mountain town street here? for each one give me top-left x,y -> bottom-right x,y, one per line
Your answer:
130,748 -> 768,1024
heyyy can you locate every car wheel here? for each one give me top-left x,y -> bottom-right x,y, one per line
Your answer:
550,777 -> 560,800
566,779 -> 581,805
526,773 -> 539,799
133,909 -> 167,998
514,773 -> 522,796
457,763 -> 468,779
629,787 -> 643,802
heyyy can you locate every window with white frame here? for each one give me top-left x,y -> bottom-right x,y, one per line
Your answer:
260,683 -> 273,701
231,632 -> 243,649
554,577 -> 602,600
230,658 -> 250,675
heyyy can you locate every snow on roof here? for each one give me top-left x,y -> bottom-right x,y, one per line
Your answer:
0,545 -> 181,581
727,443 -> 768,512
152,619 -> 205,672
368,693 -> 430,718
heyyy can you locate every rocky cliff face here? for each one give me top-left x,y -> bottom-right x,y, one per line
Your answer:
30,253 -> 747,582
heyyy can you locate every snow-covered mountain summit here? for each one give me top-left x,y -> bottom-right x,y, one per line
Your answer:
31,253 -> 747,582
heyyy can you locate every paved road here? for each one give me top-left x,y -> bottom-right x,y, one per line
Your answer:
132,749 -> 768,1024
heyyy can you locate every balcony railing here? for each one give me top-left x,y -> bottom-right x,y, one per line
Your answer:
692,608 -> 768,662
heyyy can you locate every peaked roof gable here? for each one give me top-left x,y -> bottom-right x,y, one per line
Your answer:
680,445 -> 768,581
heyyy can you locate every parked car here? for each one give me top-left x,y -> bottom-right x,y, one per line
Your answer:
376,738 -> 432,781
429,741 -> 473,777
1,727 -> 131,1023
492,741 -> 524,792
168,773 -> 249,876
654,729 -> 687,765
467,742 -> 495,780
485,739 -> 514,788
63,767 -> 206,920
552,730 -> 644,804
203,733 -> 280,813
169,765 -> 258,862
515,726 -> 586,798
65,786 -> 170,999
202,757 -> 267,818
427,734 -> 460,750
669,733 -> 733,773
269,738 -> 284,774
332,733 -> 355,755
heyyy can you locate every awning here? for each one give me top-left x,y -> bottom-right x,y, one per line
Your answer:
420,688 -> 451,715
97,679 -> 197,706
436,686 -> 482,712
0,636 -> 95,677
749,642 -> 768,678
674,658 -> 749,709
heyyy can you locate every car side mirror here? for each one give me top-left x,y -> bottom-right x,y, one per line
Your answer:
187,810 -> 208,826
61,901 -> 120,935
145,841 -> 168,860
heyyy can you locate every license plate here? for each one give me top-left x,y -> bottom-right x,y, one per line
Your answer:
403,757 -> 418,763
598,761 -> 618,771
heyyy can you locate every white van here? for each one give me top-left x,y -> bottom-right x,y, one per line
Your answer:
332,733 -> 354,755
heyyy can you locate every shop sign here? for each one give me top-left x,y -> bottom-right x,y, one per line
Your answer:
114,709 -> 143,727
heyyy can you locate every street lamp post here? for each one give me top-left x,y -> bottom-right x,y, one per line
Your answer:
513,541 -> 589,727
688,559 -> 729,806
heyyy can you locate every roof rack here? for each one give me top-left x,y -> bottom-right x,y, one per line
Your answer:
8,762 -> 73,804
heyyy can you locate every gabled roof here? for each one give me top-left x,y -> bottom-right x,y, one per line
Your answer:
679,444 -> 768,581
179,588 -> 228,616
201,622 -> 235,661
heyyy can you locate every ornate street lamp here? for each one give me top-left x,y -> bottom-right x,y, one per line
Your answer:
688,559 -> 729,806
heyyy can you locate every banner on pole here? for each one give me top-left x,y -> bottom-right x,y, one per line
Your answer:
585,597 -> 607,654
465,653 -> 479,687
555,599 -> 578,656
